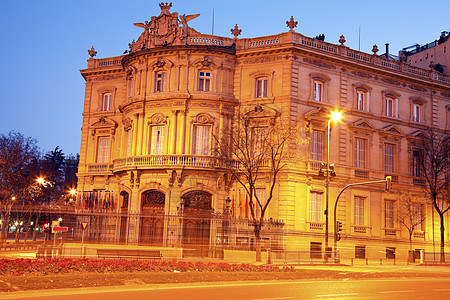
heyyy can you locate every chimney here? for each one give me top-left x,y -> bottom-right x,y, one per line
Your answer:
385,43 -> 390,59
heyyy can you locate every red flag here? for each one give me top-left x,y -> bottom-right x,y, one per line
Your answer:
245,193 -> 249,218
231,198 -> 235,218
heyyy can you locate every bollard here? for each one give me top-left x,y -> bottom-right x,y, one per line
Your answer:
351,258 -> 353,265
366,258 -> 368,265
380,258 -> 382,265
267,248 -> 272,264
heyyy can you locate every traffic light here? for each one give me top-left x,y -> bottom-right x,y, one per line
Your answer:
337,221 -> 343,232
385,176 -> 392,192
336,233 -> 341,241
43,223 -> 49,232
329,164 -> 336,177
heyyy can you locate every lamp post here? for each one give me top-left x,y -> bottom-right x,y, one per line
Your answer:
323,110 -> 342,263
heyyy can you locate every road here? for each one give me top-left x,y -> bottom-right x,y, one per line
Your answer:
3,278 -> 450,300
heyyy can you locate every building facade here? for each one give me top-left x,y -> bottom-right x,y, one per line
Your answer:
77,3 -> 450,261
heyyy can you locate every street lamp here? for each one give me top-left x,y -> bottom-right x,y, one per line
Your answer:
323,110 -> 342,262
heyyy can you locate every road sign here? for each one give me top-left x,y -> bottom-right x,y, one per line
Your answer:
52,226 -> 68,232
81,222 -> 88,230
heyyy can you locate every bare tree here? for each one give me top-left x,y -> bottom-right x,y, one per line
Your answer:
215,105 -> 303,262
0,131 -> 40,243
396,192 -> 426,251
414,128 -> 449,262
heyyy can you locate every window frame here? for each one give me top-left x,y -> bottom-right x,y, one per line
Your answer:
96,136 -> 110,163
313,80 -> 323,101
384,200 -> 395,228
384,143 -> 395,173
354,138 -> 366,169
354,196 -> 365,226
255,78 -> 269,98
197,71 -> 211,92
309,191 -> 323,222
150,125 -> 165,154
192,124 -> 211,155
154,71 -> 167,93
310,130 -> 324,161
100,92 -> 112,111
412,149 -> 422,177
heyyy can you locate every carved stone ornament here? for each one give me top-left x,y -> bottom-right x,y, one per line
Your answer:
88,46 -> 97,58
200,56 -> 213,67
286,16 -> 298,32
231,24 -> 242,38
155,57 -> 166,68
129,3 -> 200,51
339,35 -> 346,46
123,117 -> 133,131
195,113 -> 213,124
150,113 -> 168,124
372,45 -> 379,55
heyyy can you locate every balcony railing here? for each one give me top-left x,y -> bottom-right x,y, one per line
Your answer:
113,155 -> 229,171
87,163 -> 114,173
352,225 -> 371,234
308,222 -> 324,230
354,169 -> 369,179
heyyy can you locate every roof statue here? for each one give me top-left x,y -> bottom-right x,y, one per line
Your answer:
130,2 -> 200,52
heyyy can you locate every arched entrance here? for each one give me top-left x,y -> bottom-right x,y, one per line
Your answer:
140,190 -> 165,245
181,191 -> 213,256
119,191 -> 129,243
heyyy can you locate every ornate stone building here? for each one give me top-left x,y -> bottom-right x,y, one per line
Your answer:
77,3 -> 450,260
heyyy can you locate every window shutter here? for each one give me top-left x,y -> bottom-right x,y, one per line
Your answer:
263,79 -> 268,97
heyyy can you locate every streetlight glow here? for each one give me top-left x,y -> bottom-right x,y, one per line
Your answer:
37,177 -> 45,185
69,189 -> 76,196
330,110 -> 343,123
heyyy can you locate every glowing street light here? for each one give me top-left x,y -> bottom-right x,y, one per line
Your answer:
69,189 -> 76,196
37,177 -> 45,185
323,109 -> 343,262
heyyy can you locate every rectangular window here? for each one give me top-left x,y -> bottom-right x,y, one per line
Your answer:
384,144 -> 394,173
355,245 -> 366,259
255,78 -> 268,98
413,204 -> 423,231
412,150 -> 422,177
386,97 -> 395,117
310,130 -> 323,161
193,125 -> 211,155
126,130 -> 131,156
413,103 -> 421,122
198,71 -> 211,92
309,191 -> 323,222
357,91 -> 365,111
354,196 -> 365,226
313,81 -> 323,101
128,77 -> 134,98
150,126 -> 165,154
354,138 -> 366,169
101,93 -> 112,111
154,72 -> 166,92
384,200 -> 394,228
251,127 -> 268,157
97,136 -> 110,163
310,242 -> 322,259
386,247 -> 396,259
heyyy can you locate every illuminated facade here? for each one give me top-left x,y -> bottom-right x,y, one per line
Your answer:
77,3 -> 450,260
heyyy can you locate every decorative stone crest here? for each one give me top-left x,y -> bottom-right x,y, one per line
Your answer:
130,3 -> 200,50
155,57 -> 166,68
286,16 -> 298,32
88,46 -> 97,58
231,24 -> 242,39
149,113 -> 168,124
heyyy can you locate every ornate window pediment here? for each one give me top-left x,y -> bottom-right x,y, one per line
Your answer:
379,124 -> 404,137
148,113 -> 168,125
90,116 -> 118,136
191,113 -> 215,125
407,130 -> 428,142
349,119 -> 376,134
244,104 -> 279,126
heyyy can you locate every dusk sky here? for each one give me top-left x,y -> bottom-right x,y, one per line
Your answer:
1,0 -> 448,156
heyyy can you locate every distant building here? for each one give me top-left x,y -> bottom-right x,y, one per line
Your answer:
401,31 -> 450,75
77,3 -> 450,261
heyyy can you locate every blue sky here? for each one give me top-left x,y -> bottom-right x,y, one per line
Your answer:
0,0 -> 448,156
